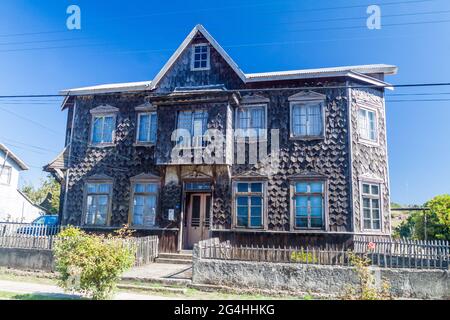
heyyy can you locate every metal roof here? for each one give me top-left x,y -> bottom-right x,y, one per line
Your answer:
60,25 -> 397,96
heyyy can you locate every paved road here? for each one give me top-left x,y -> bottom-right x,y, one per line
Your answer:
0,280 -> 174,300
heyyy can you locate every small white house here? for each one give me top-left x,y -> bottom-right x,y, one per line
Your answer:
0,143 -> 46,223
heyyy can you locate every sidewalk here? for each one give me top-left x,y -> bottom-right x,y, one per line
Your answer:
0,280 -> 177,300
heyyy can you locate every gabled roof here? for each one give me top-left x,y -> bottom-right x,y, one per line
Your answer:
0,143 -> 29,171
151,24 -> 247,89
59,24 -> 398,98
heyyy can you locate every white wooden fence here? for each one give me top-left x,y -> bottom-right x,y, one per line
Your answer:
0,222 -> 159,266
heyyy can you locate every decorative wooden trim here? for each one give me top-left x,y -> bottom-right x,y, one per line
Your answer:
240,94 -> 270,105
288,91 -> 327,102
134,102 -> 156,112
90,104 -> 119,115
231,180 -> 268,231
81,178 -> 114,227
289,179 -> 329,232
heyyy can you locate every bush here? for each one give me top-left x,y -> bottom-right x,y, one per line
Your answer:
342,252 -> 391,300
290,249 -> 317,263
54,227 -> 136,300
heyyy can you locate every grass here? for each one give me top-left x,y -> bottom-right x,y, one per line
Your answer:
0,291 -> 80,300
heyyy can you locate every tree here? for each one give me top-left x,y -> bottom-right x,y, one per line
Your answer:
394,194 -> 450,241
21,175 -> 60,214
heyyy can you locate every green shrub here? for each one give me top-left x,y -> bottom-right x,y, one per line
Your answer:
54,226 -> 136,300
342,252 -> 391,300
290,249 -> 317,263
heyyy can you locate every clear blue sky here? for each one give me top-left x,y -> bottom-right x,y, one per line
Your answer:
0,0 -> 448,205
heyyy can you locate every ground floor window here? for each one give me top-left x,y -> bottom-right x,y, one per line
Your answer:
131,182 -> 158,228
84,182 -> 112,226
361,182 -> 381,231
293,181 -> 325,229
234,182 -> 265,228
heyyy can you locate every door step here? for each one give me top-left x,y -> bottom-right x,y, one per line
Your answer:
156,252 -> 193,265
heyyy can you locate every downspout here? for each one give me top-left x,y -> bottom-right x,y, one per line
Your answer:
62,98 -> 77,225
346,81 -> 355,235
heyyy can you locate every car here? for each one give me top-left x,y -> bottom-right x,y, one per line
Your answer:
16,215 -> 60,236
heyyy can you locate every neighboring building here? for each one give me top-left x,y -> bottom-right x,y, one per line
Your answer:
46,25 -> 397,252
0,143 -> 46,222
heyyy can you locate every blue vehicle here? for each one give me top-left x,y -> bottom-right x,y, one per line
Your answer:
16,215 -> 60,236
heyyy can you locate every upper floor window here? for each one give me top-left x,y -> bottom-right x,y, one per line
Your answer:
84,182 -> 113,226
137,112 -> 157,144
191,44 -> 210,71
0,166 -> 11,185
234,182 -> 265,229
91,115 -> 115,145
293,181 -> 325,229
291,102 -> 324,138
130,182 -> 158,228
358,108 -> 378,142
236,105 -> 266,139
176,110 -> 208,148
361,182 -> 381,231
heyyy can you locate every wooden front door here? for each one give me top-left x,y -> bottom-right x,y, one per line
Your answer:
185,194 -> 211,249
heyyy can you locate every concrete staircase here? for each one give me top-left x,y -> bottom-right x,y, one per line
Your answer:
155,250 -> 193,265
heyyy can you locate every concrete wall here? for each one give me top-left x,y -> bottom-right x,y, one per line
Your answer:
0,248 -> 54,272
192,258 -> 450,299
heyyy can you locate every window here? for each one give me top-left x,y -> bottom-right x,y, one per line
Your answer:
291,102 -> 324,137
361,183 -> 381,231
131,182 -> 158,228
177,110 -> 208,148
234,182 -> 265,228
91,115 -> 115,145
293,181 -> 325,229
236,105 -> 266,138
358,108 -> 377,142
137,112 -> 157,144
0,166 -> 11,185
191,44 -> 210,70
84,182 -> 112,226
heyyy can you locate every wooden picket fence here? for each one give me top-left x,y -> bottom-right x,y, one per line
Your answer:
353,235 -> 450,269
197,237 -> 450,270
0,222 -> 159,266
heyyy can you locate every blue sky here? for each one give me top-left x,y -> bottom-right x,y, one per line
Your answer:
0,0 -> 448,205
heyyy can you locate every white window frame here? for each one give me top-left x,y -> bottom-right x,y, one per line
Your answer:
136,112 -> 158,145
129,180 -> 160,229
90,114 -> 116,146
82,180 -> 113,227
232,181 -> 267,230
360,181 -> 383,232
357,106 -> 379,145
176,110 -> 209,149
289,100 -> 325,140
191,43 -> 210,71
290,180 -> 327,231
0,166 -> 12,185
235,104 -> 268,140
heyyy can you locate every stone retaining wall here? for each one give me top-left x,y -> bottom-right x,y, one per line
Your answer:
0,248 -> 55,272
192,258 -> 450,299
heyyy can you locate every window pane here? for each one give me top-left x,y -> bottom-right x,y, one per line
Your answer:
295,182 -> 308,193
102,116 -> 114,143
250,216 -> 262,227
237,207 -> 248,227
310,196 -> 323,217
363,208 -> 371,219
362,197 -> 371,209
310,182 -> 323,193
296,218 -> 308,228
251,183 -> 262,193
362,184 -> 370,194
138,114 -> 150,142
364,219 -> 372,229
373,220 -> 381,230
311,217 -> 323,228
293,105 -> 307,136
308,104 -> 322,135
145,183 -> 158,193
237,183 -> 249,193
371,185 -> 379,195
87,184 -> 97,193
237,196 -> 247,206
98,184 -> 111,193
251,196 -> 262,206
250,206 -> 262,218
92,117 -> 103,143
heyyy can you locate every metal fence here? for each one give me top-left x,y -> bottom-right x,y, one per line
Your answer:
197,237 -> 450,270
0,222 -> 159,266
